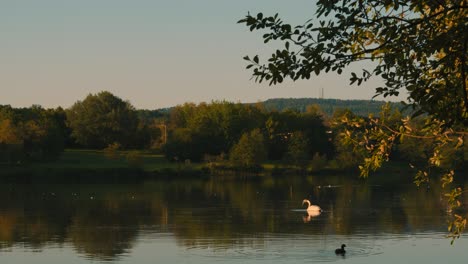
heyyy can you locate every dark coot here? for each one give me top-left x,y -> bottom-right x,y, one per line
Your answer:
335,244 -> 346,255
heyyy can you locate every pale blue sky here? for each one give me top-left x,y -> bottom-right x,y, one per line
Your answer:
0,0 -> 405,109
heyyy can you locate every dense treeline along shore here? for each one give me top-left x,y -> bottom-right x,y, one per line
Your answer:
1,91 -> 466,179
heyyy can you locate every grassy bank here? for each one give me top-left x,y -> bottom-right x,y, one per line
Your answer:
0,149 -> 418,184
0,149 -> 206,182
32,149 -> 200,171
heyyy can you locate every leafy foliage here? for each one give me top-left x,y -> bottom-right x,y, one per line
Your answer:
331,104 -> 467,241
163,101 -> 331,163
164,101 -> 265,162
265,109 -> 332,160
229,129 -> 267,168
330,108 -> 368,169
0,105 -> 65,162
283,131 -> 310,170
66,91 -> 139,149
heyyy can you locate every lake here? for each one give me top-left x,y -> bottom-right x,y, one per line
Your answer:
0,174 -> 467,263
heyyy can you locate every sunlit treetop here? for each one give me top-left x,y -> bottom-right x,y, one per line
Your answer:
239,0 -> 468,126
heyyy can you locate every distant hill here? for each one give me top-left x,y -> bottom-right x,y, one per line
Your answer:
259,98 -> 403,117
148,98 -> 404,118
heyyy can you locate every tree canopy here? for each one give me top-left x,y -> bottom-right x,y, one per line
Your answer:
0,105 -> 65,162
66,91 -> 139,149
163,101 -> 331,163
229,129 -> 267,168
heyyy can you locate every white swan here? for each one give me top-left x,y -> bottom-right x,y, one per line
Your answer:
302,199 -> 322,212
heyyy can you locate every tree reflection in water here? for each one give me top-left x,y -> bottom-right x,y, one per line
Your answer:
0,175 -> 466,261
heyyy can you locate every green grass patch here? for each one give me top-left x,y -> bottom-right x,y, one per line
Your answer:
3,149 -> 203,171
0,150 -> 418,185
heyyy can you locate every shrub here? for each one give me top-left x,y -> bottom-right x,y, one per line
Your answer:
229,129 -> 267,168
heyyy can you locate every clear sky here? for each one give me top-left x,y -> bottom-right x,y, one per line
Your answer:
0,0 -> 406,109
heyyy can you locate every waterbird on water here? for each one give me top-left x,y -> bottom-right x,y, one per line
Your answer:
302,199 -> 322,212
335,244 -> 346,255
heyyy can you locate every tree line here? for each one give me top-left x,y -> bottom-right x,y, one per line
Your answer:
0,91 -> 162,163
2,91 -> 464,172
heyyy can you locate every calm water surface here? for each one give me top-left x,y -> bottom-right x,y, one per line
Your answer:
0,174 -> 467,263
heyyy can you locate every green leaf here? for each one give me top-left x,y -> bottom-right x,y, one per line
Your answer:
253,55 -> 259,64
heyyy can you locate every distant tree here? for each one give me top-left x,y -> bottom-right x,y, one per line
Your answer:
135,110 -> 167,149
283,131 -> 310,170
264,109 -> 331,160
264,114 -> 287,160
164,101 -> 265,161
23,107 -> 64,160
163,127 -> 201,161
50,107 -> 75,148
0,118 -> 20,144
0,105 -> 64,163
66,91 -> 138,149
229,129 -> 267,168
0,118 -> 23,163
131,119 -> 162,150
